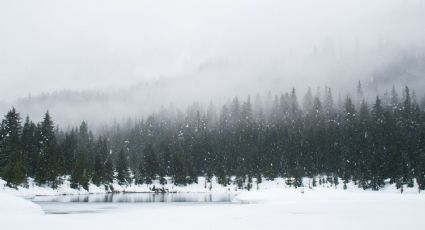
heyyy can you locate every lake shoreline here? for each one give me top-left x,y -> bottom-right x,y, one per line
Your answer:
2,176 -> 423,199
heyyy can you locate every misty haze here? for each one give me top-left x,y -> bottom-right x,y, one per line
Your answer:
1,1 -> 425,230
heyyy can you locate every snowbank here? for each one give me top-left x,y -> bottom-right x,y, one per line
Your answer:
0,191 -> 43,216
236,179 -> 424,203
0,178 -> 97,198
0,176 -> 259,197
1,176 -> 423,199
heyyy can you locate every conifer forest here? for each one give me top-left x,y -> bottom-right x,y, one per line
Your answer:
1,84 -> 424,191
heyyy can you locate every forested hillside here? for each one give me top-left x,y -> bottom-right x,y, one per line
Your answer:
1,84 -> 425,191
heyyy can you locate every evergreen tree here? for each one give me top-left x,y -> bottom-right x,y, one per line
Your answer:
169,141 -> 188,185
104,154 -> 115,184
357,100 -> 371,188
35,111 -> 61,187
303,87 -> 314,113
92,137 -> 108,186
341,96 -> 356,183
1,85 -> 425,192
0,108 -> 26,187
369,97 -> 386,190
21,116 -> 37,177
140,143 -> 158,184
116,149 -> 130,185
70,121 -> 90,190
60,130 -> 78,175
356,80 -> 364,108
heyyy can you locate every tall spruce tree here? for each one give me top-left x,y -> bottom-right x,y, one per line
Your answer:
116,149 -> 130,185
370,97 -> 386,190
0,108 -> 26,187
104,154 -> 114,184
21,116 -> 38,178
71,121 -> 90,190
92,137 -> 108,186
140,143 -> 158,184
35,111 -> 60,187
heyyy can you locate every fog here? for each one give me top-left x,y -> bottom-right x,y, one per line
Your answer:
0,0 -> 425,126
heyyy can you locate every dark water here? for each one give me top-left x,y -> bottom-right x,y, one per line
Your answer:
32,193 -> 238,214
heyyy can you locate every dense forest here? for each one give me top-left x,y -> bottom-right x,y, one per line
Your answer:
1,83 -> 425,192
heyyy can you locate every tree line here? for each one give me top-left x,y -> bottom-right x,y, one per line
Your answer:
1,84 -> 425,191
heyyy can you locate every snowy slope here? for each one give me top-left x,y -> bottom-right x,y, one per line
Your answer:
0,191 -> 43,216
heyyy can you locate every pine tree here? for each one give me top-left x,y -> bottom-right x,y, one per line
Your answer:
140,143 -> 158,184
21,116 -> 38,178
169,141 -> 188,185
400,86 -> 415,186
70,121 -> 90,190
324,87 -> 335,118
116,149 -> 130,185
416,147 -> 425,192
390,85 -> 400,110
356,80 -> 364,108
35,111 -> 61,187
290,88 -> 300,118
303,87 -> 314,113
341,96 -> 356,183
60,130 -> 78,175
92,137 -> 108,186
104,154 -> 114,184
369,97 -> 386,190
357,100 -> 371,188
0,108 -> 26,187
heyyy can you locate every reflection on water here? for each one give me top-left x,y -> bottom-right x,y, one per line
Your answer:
33,192 -> 236,203
32,193 -> 239,215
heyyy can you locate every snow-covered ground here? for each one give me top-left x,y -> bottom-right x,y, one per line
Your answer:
1,177 -> 425,230
0,191 -> 43,216
1,177 -> 242,197
0,177 -> 294,197
2,176 -> 422,198
0,177 -> 245,197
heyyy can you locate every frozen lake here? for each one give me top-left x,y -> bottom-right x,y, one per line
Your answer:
31,193 -> 239,214
4,188 -> 424,230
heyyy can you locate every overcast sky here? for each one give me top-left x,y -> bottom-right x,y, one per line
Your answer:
0,0 -> 424,102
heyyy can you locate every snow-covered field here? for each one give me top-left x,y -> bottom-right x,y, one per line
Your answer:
1,177 -> 425,230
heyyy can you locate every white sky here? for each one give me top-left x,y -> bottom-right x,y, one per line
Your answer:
0,0 -> 424,102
